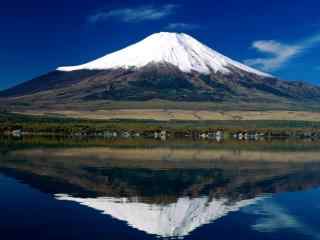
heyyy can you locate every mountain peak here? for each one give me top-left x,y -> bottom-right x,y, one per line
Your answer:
57,32 -> 272,77
144,32 -> 192,40
147,31 -> 186,36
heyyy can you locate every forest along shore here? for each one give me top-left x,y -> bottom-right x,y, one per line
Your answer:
1,112 -> 320,141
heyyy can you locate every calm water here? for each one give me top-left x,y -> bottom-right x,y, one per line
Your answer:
1,137 -> 320,240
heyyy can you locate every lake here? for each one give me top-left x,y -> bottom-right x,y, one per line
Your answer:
0,137 -> 320,240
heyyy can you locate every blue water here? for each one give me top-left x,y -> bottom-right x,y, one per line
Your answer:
1,174 -> 319,240
0,142 -> 320,240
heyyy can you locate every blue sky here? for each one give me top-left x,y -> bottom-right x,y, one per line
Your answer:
0,0 -> 319,90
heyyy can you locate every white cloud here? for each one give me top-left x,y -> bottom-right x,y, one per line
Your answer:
245,33 -> 320,71
88,4 -> 178,23
244,41 -> 301,71
165,22 -> 201,31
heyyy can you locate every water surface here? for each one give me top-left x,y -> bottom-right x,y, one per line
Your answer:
0,137 -> 320,239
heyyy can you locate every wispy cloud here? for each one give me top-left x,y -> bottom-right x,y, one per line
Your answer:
165,22 -> 201,31
88,4 -> 178,23
244,33 -> 320,71
244,41 -> 301,71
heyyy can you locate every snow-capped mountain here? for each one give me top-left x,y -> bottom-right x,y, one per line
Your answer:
1,32 -> 320,110
56,194 -> 261,238
57,32 -> 271,77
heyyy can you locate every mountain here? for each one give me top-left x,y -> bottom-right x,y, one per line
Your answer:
1,32 -> 320,111
57,32 -> 271,77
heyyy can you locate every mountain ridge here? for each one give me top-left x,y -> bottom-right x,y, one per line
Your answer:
1,32 -> 319,111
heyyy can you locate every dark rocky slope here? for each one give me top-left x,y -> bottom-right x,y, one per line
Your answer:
1,63 -> 320,110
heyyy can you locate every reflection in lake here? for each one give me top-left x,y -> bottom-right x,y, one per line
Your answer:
55,195 -> 258,238
1,138 -> 320,239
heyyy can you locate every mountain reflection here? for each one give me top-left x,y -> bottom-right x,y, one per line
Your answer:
1,141 -> 320,238
55,195 -> 258,238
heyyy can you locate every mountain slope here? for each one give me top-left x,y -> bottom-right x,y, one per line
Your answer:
57,32 -> 271,77
0,32 -> 319,110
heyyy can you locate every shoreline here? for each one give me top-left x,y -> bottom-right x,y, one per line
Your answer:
1,111 -> 320,140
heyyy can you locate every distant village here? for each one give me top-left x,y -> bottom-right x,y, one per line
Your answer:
3,128 -> 320,142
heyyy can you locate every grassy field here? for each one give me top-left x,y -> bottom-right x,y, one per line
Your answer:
13,109 -> 320,122
3,98 -> 320,112
1,111 -> 320,135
